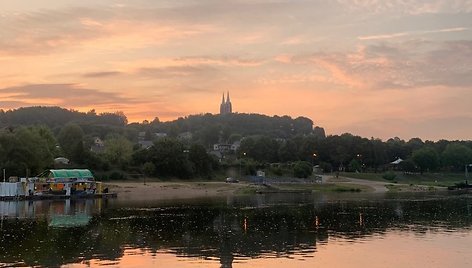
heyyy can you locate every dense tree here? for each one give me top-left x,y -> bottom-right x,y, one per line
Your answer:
142,162 -> 156,177
348,159 -> 361,172
16,127 -> 56,171
278,140 -> 298,162
57,123 -> 85,162
0,133 -> 35,177
189,144 -> 217,177
1,105 -> 472,179
399,159 -> 417,173
140,138 -> 194,178
441,143 -> 472,171
412,147 -> 439,174
0,127 -> 56,176
293,161 -> 312,178
104,135 -> 134,168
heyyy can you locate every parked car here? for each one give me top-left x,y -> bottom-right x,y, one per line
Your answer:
225,177 -> 239,183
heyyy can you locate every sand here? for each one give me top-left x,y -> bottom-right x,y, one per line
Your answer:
104,181 -> 249,201
104,176 -> 440,201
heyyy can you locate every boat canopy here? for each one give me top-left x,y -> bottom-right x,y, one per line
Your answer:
38,169 -> 95,182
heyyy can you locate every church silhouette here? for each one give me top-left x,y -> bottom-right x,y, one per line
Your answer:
219,92 -> 232,115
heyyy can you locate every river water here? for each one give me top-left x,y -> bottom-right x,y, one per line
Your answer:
1,192 -> 471,267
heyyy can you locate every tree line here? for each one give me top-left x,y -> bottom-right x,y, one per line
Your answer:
0,106 -> 470,180
238,134 -> 472,175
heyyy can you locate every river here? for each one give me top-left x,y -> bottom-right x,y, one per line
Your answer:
1,192 -> 471,267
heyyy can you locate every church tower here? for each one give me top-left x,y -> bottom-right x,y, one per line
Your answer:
225,91 -> 232,114
220,93 -> 226,114
219,91 -> 233,115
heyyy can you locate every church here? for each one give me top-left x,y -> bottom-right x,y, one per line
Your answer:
219,92 -> 232,115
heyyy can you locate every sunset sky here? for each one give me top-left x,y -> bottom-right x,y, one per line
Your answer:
1,0 -> 471,140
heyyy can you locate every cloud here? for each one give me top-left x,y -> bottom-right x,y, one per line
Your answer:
0,8 -> 107,55
0,84 -> 137,108
342,115 -> 472,141
136,65 -> 220,78
338,0 -> 472,15
0,1 -> 338,56
358,27 -> 468,40
282,40 -> 472,89
82,71 -> 122,78
0,6 -> 221,56
174,55 -> 265,67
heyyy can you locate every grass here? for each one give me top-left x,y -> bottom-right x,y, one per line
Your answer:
385,184 -> 438,192
339,171 -> 467,187
262,182 -> 373,193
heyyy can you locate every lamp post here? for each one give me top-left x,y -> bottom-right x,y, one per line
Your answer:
312,153 -> 317,166
240,152 -> 246,179
357,154 -> 363,172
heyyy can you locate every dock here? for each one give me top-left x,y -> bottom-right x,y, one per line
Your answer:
0,193 -> 117,201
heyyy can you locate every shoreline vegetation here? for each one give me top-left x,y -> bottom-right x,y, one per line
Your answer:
105,172 -> 464,201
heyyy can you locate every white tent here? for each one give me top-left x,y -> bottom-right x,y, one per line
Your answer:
390,158 -> 404,165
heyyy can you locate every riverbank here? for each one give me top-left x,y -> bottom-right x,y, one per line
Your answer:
104,174 -> 451,201
103,177 -> 375,201
105,181 -> 251,201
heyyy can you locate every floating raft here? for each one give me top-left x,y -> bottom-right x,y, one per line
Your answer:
0,193 -> 117,201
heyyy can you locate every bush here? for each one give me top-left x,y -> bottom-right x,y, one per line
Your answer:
293,161 -> 312,178
382,171 -> 397,181
142,162 -> 156,177
318,162 -> 333,173
110,170 -> 127,180
271,167 -> 283,176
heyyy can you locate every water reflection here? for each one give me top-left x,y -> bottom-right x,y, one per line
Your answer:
0,193 -> 471,267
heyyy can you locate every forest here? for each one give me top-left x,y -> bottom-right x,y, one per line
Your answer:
0,106 -> 471,180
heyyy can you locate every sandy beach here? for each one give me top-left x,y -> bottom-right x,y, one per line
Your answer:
104,176 -> 443,201
104,181 -> 251,201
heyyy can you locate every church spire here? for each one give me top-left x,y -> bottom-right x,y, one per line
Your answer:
219,91 -> 233,115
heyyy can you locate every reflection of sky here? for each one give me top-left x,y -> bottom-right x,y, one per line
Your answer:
1,1 -> 471,140
1,194 -> 472,267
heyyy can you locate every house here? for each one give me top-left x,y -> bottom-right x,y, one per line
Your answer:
256,170 -> 265,177
214,140 -> 241,153
231,140 -> 241,151
138,131 -> 146,140
178,132 -> 193,141
213,143 -> 232,152
138,140 -> 153,149
90,137 -> 105,153
154,132 -> 168,139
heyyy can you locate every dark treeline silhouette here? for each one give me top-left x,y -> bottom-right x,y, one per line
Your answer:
0,106 -> 470,179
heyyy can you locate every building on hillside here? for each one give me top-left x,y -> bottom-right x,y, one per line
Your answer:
219,91 -> 233,115
90,137 -> 105,153
178,132 -> 193,141
230,140 -> 241,151
154,132 -> 168,139
138,140 -> 153,149
213,143 -> 232,152
138,131 -> 146,141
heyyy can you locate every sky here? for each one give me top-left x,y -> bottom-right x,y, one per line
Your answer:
0,0 -> 471,141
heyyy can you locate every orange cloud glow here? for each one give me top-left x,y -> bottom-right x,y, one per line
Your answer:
1,1 -> 471,140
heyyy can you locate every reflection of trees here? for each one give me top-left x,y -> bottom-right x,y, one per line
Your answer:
0,195 -> 471,267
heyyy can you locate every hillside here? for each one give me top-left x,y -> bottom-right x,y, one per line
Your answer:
0,106 -> 325,143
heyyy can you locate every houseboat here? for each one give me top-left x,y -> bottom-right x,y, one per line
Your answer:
0,169 -> 116,200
